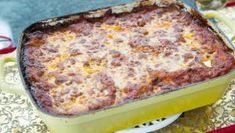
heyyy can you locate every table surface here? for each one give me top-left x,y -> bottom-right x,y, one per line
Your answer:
0,1 -> 235,133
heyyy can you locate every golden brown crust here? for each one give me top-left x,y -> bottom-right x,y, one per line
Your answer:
22,5 -> 235,115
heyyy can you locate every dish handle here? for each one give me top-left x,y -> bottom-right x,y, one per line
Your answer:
0,53 -> 25,95
203,10 -> 235,44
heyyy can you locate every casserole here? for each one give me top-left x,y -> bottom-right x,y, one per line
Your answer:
21,0 -> 235,116
1,0 -> 235,132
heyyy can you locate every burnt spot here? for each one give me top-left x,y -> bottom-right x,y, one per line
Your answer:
123,83 -> 153,100
68,58 -> 76,65
138,53 -> 148,59
61,88 -> 70,95
55,75 -> 69,84
184,53 -> 194,62
111,59 -> 122,67
133,28 -> 149,35
152,77 -> 161,86
26,68 -> 45,82
137,20 -> 146,27
46,47 -> 58,53
153,30 -> 167,37
48,70 -> 60,77
163,51 -> 172,57
98,73 -> 114,86
113,38 -> 124,44
34,82 -> 55,91
57,62 -> 65,70
26,31 -> 46,47
34,89 -> 52,107
128,36 -> 150,48
173,24 -> 184,33
104,16 -> 118,25
127,67 -> 135,77
79,39 -> 87,44
176,35 -> 186,43
72,76 -> 83,84
160,85 -> 176,91
94,22 -> 102,27
110,50 -> 122,58
69,48 -> 82,56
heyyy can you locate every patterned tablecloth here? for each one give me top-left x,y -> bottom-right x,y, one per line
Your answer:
0,7 -> 235,133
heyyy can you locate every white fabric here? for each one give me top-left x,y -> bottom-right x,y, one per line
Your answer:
0,19 -> 13,49
116,113 -> 182,133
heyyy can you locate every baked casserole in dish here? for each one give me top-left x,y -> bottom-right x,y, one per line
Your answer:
22,1 -> 235,115
16,0 -> 235,132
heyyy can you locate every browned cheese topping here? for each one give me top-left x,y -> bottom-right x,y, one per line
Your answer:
22,5 -> 235,115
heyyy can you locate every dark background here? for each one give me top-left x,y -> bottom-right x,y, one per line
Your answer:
0,0 -> 195,44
